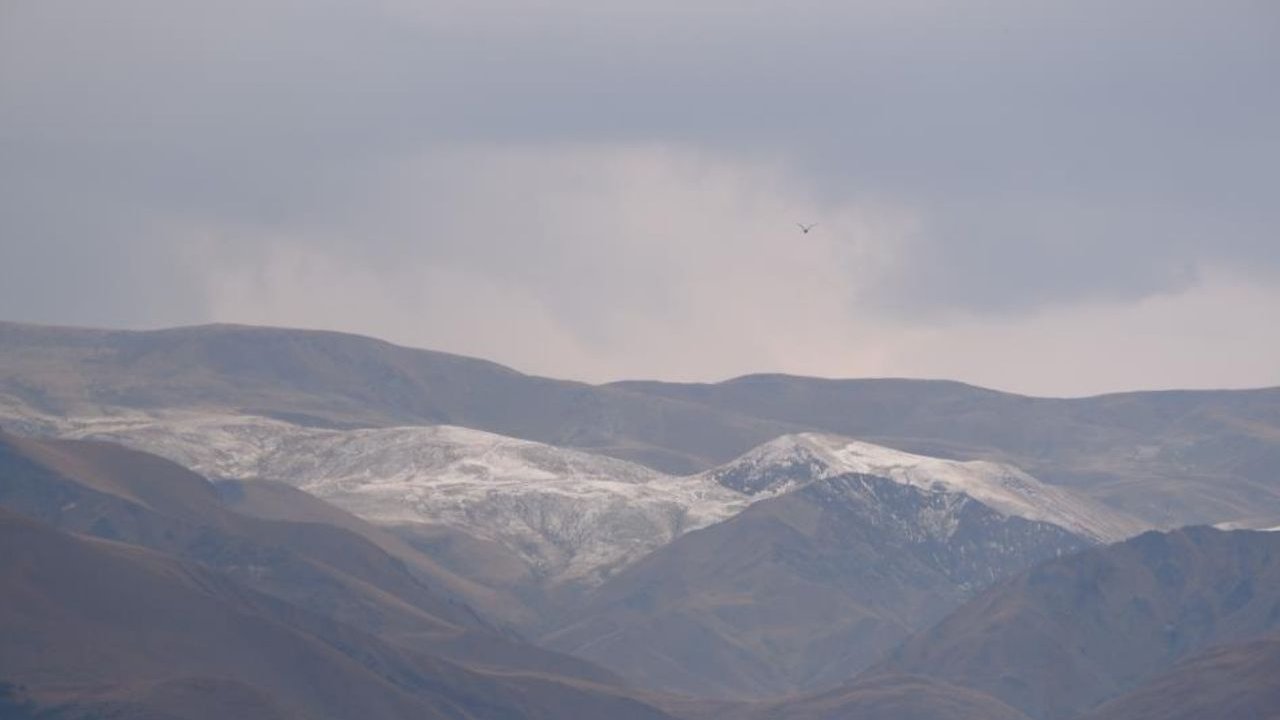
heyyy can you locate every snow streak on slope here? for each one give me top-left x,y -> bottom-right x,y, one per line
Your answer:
704,433 -> 1144,542
43,411 -> 752,586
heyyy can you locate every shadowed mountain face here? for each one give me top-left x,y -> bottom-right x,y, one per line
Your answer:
0,509 -> 679,720
541,473 -> 1089,699
871,527 -> 1280,720
2,321 -> 1279,526
752,674 -> 1032,720
0,430 -> 485,638
1078,635 -> 1280,720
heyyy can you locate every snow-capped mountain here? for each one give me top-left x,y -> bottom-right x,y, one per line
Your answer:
704,433 -> 1143,542
544,440 -> 1116,699
5,406 -> 1142,590
40,411 -> 753,586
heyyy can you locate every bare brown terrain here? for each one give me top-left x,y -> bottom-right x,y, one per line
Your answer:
872,526 -> 1280,719
0,508 -> 679,720
1079,635 -> 1280,720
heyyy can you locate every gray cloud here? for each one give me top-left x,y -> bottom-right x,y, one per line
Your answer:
1,0 -> 1277,393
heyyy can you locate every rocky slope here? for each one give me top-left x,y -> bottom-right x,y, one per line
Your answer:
542,467 -> 1095,698
871,526 -> 1280,719
704,433 -> 1143,542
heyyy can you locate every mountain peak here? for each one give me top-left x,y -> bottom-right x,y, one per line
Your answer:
706,432 -> 1143,542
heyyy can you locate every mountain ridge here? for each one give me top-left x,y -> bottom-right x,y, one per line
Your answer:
4,320 -> 1279,527
19,411 -> 1127,599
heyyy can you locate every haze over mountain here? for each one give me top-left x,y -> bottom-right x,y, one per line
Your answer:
5,2 -> 1278,397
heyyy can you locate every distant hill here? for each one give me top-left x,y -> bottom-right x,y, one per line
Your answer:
611,374 -> 1280,526
0,321 -> 799,473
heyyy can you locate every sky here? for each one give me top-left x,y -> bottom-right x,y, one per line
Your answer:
2,0 -> 1278,396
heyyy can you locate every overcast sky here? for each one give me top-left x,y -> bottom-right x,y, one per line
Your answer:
2,1 -> 1277,395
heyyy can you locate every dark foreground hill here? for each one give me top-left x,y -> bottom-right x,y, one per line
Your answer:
0,431 -> 680,719
0,509 -> 677,720
869,526 -> 1280,719
1078,635 -> 1280,720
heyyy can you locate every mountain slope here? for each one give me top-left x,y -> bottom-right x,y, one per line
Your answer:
541,464 -> 1092,698
705,433 -> 1143,542
1078,635 -> 1280,720
872,526 -> 1280,719
44,413 -> 755,593
0,509 -> 679,720
0,429 -> 477,634
0,429 -> 631,685
754,674 -> 1031,720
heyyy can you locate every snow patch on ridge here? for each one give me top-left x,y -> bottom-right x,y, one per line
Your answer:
1,404 -> 1143,584
38,411 -> 753,586
704,433 -> 1143,543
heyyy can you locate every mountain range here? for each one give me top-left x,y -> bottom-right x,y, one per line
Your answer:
4,321 -> 1279,528
2,320 -> 1279,718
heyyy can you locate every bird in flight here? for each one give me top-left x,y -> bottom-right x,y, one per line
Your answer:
797,223 -> 818,234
